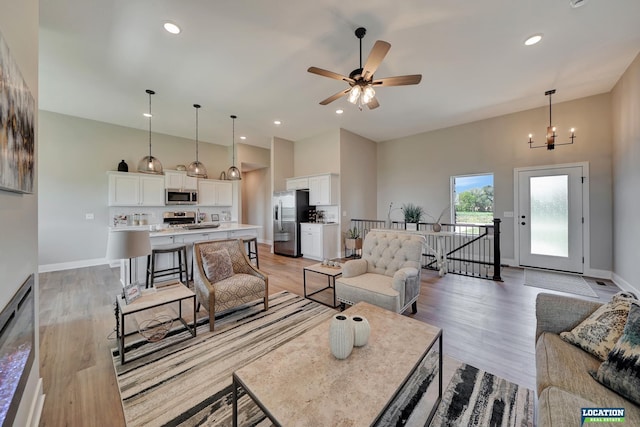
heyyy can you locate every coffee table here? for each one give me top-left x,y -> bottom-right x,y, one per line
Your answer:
303,262 -> 342,308
232,302 -> 442,426
115,281 -> 197,364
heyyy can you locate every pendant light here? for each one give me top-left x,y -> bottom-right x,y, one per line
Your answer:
227,114 -> 241,180
527,89 -> 576,150
137,89 -> 164,174
187,104 -> 208,178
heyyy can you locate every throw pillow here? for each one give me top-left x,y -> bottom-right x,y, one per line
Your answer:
560,292 -> 638,361
202,249 -> 234,283
591,303 -> 640,405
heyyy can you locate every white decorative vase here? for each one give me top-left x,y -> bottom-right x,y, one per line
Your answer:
350,315 -> 370,347
329,314 -> 354,359
406,222 -> 418,231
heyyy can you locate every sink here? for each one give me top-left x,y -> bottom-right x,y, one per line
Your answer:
183,223 -> 221,230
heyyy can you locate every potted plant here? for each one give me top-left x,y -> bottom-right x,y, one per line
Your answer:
344,226 -> 363,251
401,203 -> 424,230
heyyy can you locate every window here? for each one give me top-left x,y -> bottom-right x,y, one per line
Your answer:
451,173 -> 494,225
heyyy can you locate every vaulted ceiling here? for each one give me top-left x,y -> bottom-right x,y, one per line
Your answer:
39,0 -> 640,149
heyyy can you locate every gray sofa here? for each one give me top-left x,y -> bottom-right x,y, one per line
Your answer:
535,293 -> 640,426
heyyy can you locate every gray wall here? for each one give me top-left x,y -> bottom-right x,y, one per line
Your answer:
294,129 -> 340,176
376,93 -> 613,273
38,111 -> 231,267
612,52 -> 640,293
0,0 -> 41,422
339,128 -> 377,235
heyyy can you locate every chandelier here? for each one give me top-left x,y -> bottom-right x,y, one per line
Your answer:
528,89 -> 576,150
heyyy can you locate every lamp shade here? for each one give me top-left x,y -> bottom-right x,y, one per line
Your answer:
106,230 -> 152,260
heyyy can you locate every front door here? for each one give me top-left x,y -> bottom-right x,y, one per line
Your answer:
517,165 -> 584,273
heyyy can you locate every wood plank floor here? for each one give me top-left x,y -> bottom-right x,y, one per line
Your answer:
38,244 -> 620,426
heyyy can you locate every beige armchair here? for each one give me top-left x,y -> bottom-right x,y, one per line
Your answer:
193,239 -> 268,331
335,230 -> 425,314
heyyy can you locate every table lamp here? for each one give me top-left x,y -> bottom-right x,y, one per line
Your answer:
106,230 -> 152,287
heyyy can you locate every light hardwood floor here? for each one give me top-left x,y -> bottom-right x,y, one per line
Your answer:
38,245 -> 620,426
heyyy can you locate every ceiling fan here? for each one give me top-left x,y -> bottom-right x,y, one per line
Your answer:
308,27 -> 422,110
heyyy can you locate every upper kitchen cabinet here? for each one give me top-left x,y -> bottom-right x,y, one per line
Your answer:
198,179 -> 233,206
165,170 -> 198,190
286,177 -> 309,191
108,172 -> 165,206
308,174 -> 339,206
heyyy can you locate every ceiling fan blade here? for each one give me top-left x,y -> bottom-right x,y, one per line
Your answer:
362,40 -> 391,81
308,67 -> 354,83
372,74 -> 422,87
319,89 -> 350,105
367,97 -> 380,110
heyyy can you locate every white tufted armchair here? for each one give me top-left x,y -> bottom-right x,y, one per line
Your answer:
335,230 -> 426,314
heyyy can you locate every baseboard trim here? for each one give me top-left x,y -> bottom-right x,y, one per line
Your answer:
612,273 -> 640,296
39,258 -> 108,273
583,268 -> 612,280
26,378 -> 45,427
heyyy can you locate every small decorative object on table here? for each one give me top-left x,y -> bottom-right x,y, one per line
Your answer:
138,315 -> 173,342
329,314 -> 354,359
123,282 -> 141,304
350,315 -> 370,347
402,203 -> 424,231
117,160 -> 128,172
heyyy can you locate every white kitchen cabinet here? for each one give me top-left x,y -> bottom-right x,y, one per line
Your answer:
165,170 -> 198,190
285,177 -> 309,190
198,179 -> 233,206
300,223 -> 339,261
308,174 -> 339,205
108,172 -> 165,206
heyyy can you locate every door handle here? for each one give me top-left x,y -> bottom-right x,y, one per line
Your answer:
521,222 -> 526,225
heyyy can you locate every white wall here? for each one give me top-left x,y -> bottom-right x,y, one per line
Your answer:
294,129 -> 340,176
0,0 -> 41,424
38,111 -> 231,267
377,93 -> 613,272
611,52 -> 640,294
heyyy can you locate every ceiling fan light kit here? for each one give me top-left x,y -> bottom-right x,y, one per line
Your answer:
187,103 -> 208,178
528,89 -> 576,150
308,26 -> 422,111
227,115 -> 241,180
137,89 -> 164,174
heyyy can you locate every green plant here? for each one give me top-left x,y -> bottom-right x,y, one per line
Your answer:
401,203 -> 424,223
346,226 -> 361,239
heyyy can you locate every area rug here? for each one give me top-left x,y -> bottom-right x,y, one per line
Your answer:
112,291 -> 534,426
524,268 -> 598,297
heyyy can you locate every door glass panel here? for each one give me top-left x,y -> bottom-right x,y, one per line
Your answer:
530,175 -> 568,257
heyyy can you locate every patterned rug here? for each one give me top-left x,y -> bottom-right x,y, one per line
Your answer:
112,292 -> 534,426
524,268 -> 598,297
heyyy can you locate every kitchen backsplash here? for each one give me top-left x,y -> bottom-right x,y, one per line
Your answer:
109,206 -> 233,227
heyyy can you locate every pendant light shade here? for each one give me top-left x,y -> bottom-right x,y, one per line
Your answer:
187,104 -> 208,178
137,89 -> 164,174
227,114 -> 241,180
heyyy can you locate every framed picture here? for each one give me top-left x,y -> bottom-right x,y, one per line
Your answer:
0,29 -> 35,194
123,282 -> 141,304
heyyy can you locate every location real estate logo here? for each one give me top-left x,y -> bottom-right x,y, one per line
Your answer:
581,408 -> 625,425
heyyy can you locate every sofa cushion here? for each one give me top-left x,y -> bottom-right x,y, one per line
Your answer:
560,292 -> 637,361
592,303 -> 640,406
537,386 -> 597,427
202,248 -> 234,283
214,273 -> 266,310
335,273 -> 399,312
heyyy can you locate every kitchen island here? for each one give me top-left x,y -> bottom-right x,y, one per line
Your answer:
112,223 -> 261,286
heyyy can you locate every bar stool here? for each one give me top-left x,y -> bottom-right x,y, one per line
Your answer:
146,243 -> 189,288
239,235 -> 259,268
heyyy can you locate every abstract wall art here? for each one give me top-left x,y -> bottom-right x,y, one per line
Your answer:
0,29 -> 35,194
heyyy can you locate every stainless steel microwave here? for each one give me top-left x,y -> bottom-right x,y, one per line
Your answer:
165,189 -> 198,205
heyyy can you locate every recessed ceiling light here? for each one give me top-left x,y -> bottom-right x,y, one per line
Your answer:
336,109 -> 344,115
163,22 -> 181,35
240,136 -> 247,140
274,120 -> 281,125
143,113 -> 152,118
569,0 -> 588,8
524,34 -> 543,46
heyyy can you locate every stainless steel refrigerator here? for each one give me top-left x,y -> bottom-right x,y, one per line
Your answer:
273,190 -> 311,257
